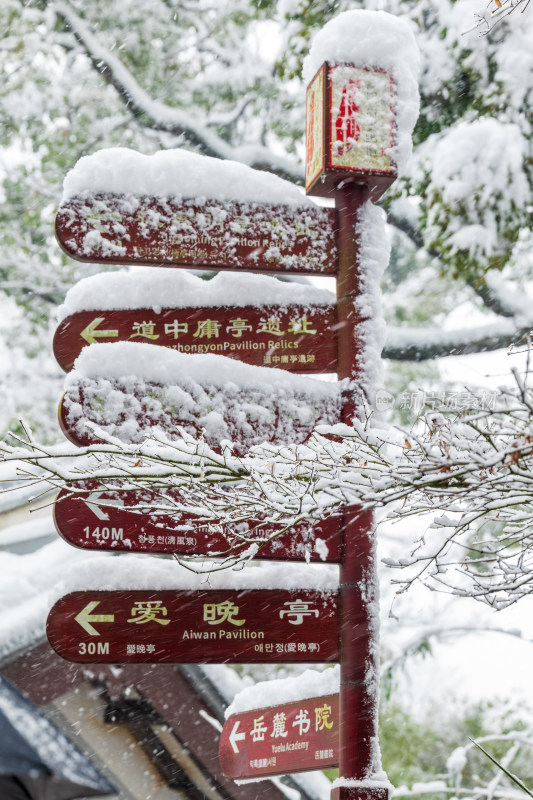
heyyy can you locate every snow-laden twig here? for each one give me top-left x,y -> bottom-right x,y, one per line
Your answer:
4,376 -> 533,605
465,0 -> 531,35
53,0 -> 302,184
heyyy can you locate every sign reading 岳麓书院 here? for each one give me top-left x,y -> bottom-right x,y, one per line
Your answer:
219,694 -> 339,779
55,196 -> 337,275
46,590 -> 339,664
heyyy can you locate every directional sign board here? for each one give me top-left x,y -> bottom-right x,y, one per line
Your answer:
53,305 -> 338,373
53,486 -> 342,562
46,590 -> 339,664
220,694 -> 339,779
58,370 -> 340,450
56,196 -> 337,275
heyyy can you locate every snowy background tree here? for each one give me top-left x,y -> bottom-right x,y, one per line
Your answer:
1,0 -> 532,435
1,1 -> 533,796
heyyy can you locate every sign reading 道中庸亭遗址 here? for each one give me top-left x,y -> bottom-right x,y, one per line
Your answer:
46,590 -> 339,664
53,486 -> 343,562
53,305 -> 338,373
55,196 -> 337,275
219,694 -> 339,779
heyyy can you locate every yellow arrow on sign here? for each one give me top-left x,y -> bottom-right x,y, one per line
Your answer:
81,317 -> 119,345
75,600 -> 115,636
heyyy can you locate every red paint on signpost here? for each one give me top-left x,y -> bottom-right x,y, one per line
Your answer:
55,196 -> 338,276
336,185 -> 380,788
220,694 -> 339,779
306,58 -> 396,800
53,486 -> 343,562
46,590 -> 339,664
53,305 -> 338,373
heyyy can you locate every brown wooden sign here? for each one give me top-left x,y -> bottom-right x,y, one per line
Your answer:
220,694 -> 338,779
46,590 -> 339,664
53,486 -> 342,562
58,371 -> 340,450
55,195 -> 337,275
53,305 -> 338,373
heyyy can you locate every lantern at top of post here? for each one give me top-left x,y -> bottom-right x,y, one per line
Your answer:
305,62 -> 397,201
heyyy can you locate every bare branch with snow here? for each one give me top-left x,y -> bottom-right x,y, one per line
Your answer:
53,1 -> 303,184
4,370 -> 533,605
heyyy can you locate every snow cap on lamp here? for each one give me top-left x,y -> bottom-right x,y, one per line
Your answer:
303,10 -> 420,199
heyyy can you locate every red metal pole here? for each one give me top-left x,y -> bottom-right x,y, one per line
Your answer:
333,182 -> 386,800
335,182 -> 370,421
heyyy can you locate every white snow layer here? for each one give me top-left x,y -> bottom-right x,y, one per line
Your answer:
58,269 -> 335,321
64,342 -> 341,448
354,201 -> 390,407
226,665 -> 339,716
69,341 -> 337,390
303,10 -> 420,175
61,147 -> 314,206
48,555 -> 338,601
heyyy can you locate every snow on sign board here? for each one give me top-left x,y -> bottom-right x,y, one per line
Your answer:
53,304 -> 338,373
305,63 -> 396,200
55,196 -> 337,275
53,486 -> 343,562
46,590 -> 339,664
58,342 -> 341,451
57,268 -> 337,318
219,693 -> 338,779
56,147 -> 337,274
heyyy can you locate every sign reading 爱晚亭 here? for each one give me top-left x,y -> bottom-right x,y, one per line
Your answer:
46,590 -> 339,664
219,694 -> 339,779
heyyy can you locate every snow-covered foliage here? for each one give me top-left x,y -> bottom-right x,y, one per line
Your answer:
5,370 -> 533,607
1,0 -> 532,433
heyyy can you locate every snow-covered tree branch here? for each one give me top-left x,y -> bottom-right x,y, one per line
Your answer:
1,0 -> 532,439
3,368 -> 533,605
468,0 -> 531,36
52,1 -> 303,184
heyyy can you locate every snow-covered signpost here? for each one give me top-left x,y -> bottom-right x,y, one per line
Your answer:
42,7 -> 419,797
302,12 -> 419,800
